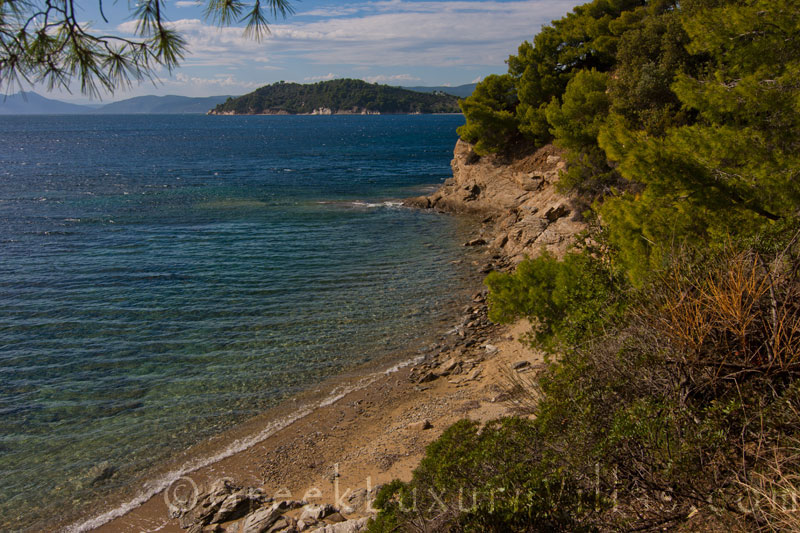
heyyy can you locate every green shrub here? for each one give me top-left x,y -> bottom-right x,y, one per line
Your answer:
367,418 -> 601,533
375,239 -> 800,531
485,249 -> 625,352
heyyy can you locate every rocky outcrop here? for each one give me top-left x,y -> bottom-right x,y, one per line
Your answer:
405,139 -> 586,265
173,479 -> 373,533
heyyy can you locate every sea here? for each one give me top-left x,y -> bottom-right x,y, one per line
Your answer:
0,114 -> 479,531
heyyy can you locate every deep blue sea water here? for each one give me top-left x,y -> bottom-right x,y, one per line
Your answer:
0,114 -> 475,531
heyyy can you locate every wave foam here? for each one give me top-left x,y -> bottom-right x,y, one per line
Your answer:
349,200 -> 404,209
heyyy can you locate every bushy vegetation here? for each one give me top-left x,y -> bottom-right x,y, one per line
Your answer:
369,0 -> 800,531
211,79 -> 461,115
371,236 -> 800,532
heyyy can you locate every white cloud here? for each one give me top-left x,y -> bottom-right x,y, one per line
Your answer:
471,75 -> 483,83
175,1 -> 201,7
304,72 -> 339,81
117,0 -> 579,68
297,6 -> 363,18
171,73 -> 263,90
363,73 -> 419,83
102,0 -> 584,96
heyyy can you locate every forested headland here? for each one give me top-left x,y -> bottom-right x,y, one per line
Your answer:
209,79 -> 462,115
369,0 -> 800,531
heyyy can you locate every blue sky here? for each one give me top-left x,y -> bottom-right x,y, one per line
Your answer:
48,0 -> 584,103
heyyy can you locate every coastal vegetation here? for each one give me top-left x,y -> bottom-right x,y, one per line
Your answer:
370,0 -> 800,531
209,79 -> 462,115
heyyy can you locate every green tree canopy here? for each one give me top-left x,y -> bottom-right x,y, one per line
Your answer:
456,74 -> 520,154
456,0 -> 800,284
599,0 -> 800,282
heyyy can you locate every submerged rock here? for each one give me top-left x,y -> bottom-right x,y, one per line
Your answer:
87,461 -> 117,485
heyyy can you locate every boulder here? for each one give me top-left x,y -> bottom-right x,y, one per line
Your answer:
297,518 -> 317,530
177,479 -> 251,528
237,500 -> 304,533
490,233 -> 509,249
518,173 -> 544,192
300,503 -> 336,522
241,503 -> 285,533
438,358 -> 459,375
415,371 -> 438,383
407,419 -> 432,431
325,512 -> 346,523
544,204 -> 570,222
463,237 -> 487,246
467,367 -> 482,381
403,196 -> 430,209
211,491 -> 258,523
266,516 -> 297,532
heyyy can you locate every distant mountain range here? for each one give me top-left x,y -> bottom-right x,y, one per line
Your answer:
401,83 -> 477,98
0,83 -> 476,115
90,95 -> 233,114
0,92 -> 94,115
0,92 -> 233,115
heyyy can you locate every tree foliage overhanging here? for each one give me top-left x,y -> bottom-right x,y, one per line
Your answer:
0,0 -> 293,96
210,79 -> 462,115
370,0 -> 800,531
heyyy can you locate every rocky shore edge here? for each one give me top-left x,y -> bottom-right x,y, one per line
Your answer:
405,139 -> 585,265
91,139 -> 582,533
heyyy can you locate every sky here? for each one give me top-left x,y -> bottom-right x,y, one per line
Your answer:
36,0 -> 585,103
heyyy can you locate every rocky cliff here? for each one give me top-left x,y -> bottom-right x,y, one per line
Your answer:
405,139 -> 586,265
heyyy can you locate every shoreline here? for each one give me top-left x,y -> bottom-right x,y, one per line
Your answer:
207,112 -> 465,116
63,352 -> 423,532
83,292 -> 535,533
55,268 -> 480,533
74,139 -> 582,532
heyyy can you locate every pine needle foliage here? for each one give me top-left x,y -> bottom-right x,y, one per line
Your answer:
0,0 -> 293,96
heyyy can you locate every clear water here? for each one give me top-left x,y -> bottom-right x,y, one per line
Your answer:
0,114 -> 473,531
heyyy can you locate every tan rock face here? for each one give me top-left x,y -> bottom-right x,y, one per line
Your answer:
404,139 -> 586,263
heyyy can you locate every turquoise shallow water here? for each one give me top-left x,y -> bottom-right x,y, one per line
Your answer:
0,114 -> 475,531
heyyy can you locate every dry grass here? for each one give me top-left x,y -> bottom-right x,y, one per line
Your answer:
650,247 -> 800,387
737,442 -> 800,532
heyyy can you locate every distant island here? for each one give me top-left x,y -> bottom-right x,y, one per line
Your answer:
208,79 -> 462,115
